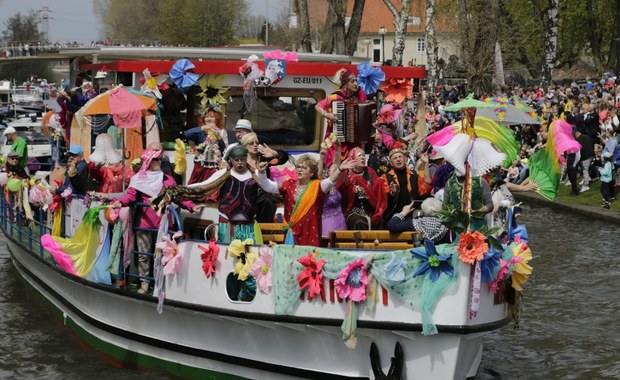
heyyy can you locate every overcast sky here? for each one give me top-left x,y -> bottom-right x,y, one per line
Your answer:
0,0 -> 290,44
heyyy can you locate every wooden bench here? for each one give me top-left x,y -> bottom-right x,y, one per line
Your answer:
259,222 -> 287,244
329,230 -> 424,250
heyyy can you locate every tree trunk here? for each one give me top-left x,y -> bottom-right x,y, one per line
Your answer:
382,0 -> 411,66
609,0 -> 620,76
585,0 -> 602,68
425,0 -> 438,90
540,0 -> 558,86
296,0 -> 313,52
322,0 -> 347,54
345,0 -> 366,56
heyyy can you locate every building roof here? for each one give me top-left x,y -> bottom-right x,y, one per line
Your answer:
306,0 -> 455,35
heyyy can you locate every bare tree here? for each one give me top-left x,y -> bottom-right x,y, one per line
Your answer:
456,0 -> 499,95
540,0 -> 558,85
425,0 -> 438,89
382,0 -> 412,66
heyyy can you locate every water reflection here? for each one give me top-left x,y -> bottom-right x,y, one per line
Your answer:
478,206 -> 620,379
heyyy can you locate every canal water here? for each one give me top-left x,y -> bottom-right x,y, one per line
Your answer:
1,205 -> 619,379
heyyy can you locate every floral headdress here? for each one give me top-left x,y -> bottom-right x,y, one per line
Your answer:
388,141 -> 407,158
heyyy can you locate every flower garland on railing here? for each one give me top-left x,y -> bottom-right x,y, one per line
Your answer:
156,231 -> 184,275
227,238 -> 257,281
250,245 -> 274,294
199,240 -> 220,279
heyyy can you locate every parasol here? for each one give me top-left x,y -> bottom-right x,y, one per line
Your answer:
428,116 -> 520,168
169,59 -> 200,91
476,104 -> 540,125
81,85 -> 157,128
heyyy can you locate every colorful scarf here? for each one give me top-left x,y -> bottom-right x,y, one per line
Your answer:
285,180 -> 320,244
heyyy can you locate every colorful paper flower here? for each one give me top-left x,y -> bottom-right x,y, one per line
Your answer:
250,245 -> 274,294
156,231 -> 184,275
384,253 -> 408,282
297,251 -> 326,300
511,243 -> 533,291
197,74 -> 228,113
198,240 -> 219,279
335,258 -> 368,302
228,238 -> 257,281
380,77 -> 413,103
457,231 -> 488,264
411,240 -> 454,282
480,246 -> 502,283
140,68 -> 169,99
357,61 -> 385,95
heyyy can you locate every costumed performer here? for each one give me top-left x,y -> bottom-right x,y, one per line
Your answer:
186,108 -> 227,201
315,68 -> 367,166
318,138 -> 346,239
336,146 -> 387,230
381,141 -> 426,223
256,154 -> 355,246
240,132 -> 289,223
386,197 -> 451,244
88,133 -> 133,193
108,143 -> 196,294
442,168 -> 494,231
152,145 -> 262,244
54,145 -> 97,195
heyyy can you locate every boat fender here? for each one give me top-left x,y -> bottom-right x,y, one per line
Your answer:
369,341 -> 404,380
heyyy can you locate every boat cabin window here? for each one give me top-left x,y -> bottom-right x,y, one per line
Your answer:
224,89 -> 323,150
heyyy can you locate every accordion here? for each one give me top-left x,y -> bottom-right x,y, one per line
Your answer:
332,101 -> 376,144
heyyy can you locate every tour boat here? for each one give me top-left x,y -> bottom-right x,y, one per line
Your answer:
0,47 -> 533,379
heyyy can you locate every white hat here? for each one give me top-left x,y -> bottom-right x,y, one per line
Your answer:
3,127 -> 16,136
234,119 -> 252,131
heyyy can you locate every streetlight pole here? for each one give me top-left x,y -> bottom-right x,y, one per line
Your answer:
378,26 -> 387,65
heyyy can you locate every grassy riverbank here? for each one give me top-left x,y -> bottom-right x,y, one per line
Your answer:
554,180 -> 619,211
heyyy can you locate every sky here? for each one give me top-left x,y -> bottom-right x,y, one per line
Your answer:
0,0 -> 290,45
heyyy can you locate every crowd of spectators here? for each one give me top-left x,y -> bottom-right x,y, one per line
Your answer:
424,75 -> 620,208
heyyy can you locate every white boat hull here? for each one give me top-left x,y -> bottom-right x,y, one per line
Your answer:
5,232 -> 509,380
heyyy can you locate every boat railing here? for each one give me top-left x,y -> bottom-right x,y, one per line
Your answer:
116,201 -> 182,289
0,188 -> 52,258
0,189 -> 185,292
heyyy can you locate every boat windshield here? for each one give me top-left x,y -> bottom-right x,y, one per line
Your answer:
225,91 -> 319,148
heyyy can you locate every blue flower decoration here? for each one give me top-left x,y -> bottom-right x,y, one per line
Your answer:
384,253 -> 408,282
480,246 -> 502,283
357,61 -> 385,95
507,206 -> 528,243
410,240 -> 454,282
